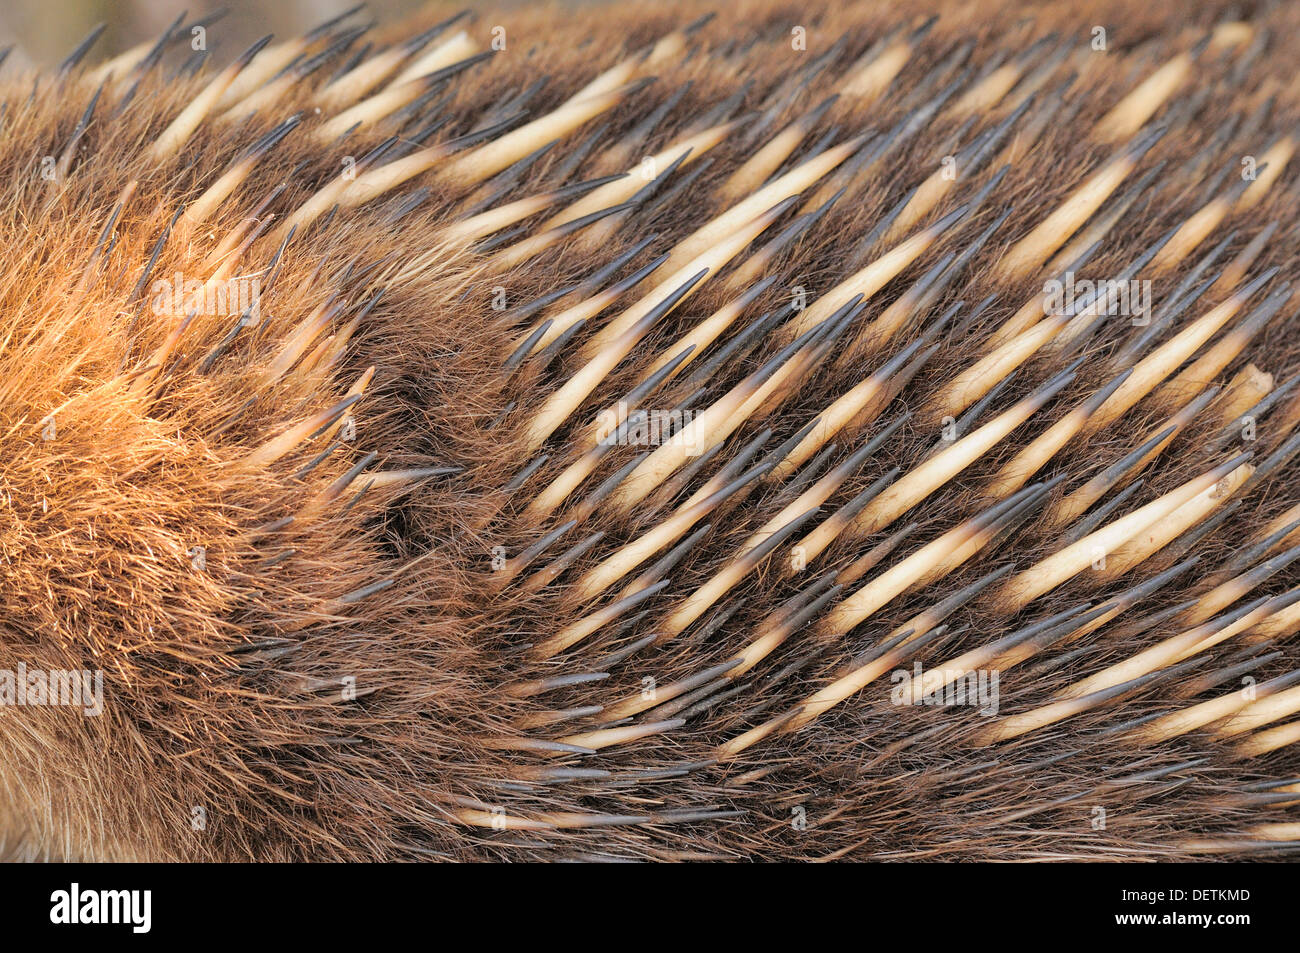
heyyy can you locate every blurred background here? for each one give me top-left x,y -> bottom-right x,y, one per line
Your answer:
0,0 -> 460,69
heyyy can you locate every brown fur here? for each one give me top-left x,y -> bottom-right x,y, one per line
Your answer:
2,0 -> 1299,860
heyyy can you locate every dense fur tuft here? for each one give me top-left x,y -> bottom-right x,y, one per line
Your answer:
3,0 -> 1300,860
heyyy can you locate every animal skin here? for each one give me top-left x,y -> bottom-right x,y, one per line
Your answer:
2,0 -> 1300,861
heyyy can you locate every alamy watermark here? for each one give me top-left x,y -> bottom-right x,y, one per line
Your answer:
594,403 -> 703,454
1043,271 -> 1152,326
891,662 -> 1000,716
150,271 -> 261,320
50,883 -> 151,933
0,664 -> 103,716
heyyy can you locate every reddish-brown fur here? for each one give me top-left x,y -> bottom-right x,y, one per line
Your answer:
2,0 -> 1299,860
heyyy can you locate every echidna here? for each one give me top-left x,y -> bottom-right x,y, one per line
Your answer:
3,0 -> 1300,863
